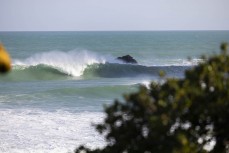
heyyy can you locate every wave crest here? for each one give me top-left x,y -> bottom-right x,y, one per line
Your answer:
13,50 -> 107,76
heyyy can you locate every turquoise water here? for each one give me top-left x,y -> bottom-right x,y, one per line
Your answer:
0,31 -> 228,152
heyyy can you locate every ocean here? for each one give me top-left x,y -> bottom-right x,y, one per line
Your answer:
0,31 -> 228,153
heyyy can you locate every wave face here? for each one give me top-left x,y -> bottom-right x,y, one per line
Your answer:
83,63 -> 189,78
1,50 -> 194,81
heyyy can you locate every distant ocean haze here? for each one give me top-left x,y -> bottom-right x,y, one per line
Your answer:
0,31 -> 228,152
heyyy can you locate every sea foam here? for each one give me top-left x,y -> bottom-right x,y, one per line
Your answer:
0,109 -> 105,153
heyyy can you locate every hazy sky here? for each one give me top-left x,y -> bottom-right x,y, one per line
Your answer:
0,0 -> 229,31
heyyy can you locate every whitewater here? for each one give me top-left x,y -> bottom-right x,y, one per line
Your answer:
0,31 -> 228,153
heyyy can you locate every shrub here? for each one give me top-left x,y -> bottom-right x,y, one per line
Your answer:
75,43 -> 229,153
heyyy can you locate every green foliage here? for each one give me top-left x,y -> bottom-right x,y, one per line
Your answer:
75,43 -> 229,153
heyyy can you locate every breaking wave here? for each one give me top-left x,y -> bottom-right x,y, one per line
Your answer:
13,50 -> 108,76
1,50 -> 197,81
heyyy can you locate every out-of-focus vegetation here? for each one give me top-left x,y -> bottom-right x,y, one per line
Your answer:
75,43 -> 229,153
0,43 -> 11,73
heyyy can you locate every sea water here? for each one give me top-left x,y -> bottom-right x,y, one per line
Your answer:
0,31 -> 228,153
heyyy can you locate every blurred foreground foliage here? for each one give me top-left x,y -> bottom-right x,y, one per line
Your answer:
75,43 -> 229,153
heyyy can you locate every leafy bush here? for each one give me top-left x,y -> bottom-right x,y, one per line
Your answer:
75,43 -> 229,153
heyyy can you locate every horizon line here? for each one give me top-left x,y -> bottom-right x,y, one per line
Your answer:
1,29 -> 229,32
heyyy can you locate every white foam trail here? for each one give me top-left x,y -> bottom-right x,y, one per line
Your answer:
13,50 -> 108,76
173,58 -> 203,66
0,109 -> 105,153
141,58 -> 203,67
141,80 -> 151,89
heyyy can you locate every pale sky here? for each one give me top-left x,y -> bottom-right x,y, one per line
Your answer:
0,0 -> 229,31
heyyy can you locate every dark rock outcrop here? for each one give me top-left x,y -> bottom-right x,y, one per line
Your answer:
117,55 -> 138,64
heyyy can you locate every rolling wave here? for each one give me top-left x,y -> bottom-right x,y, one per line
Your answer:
3,63 -> 190,82
1,50 -> 193,81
